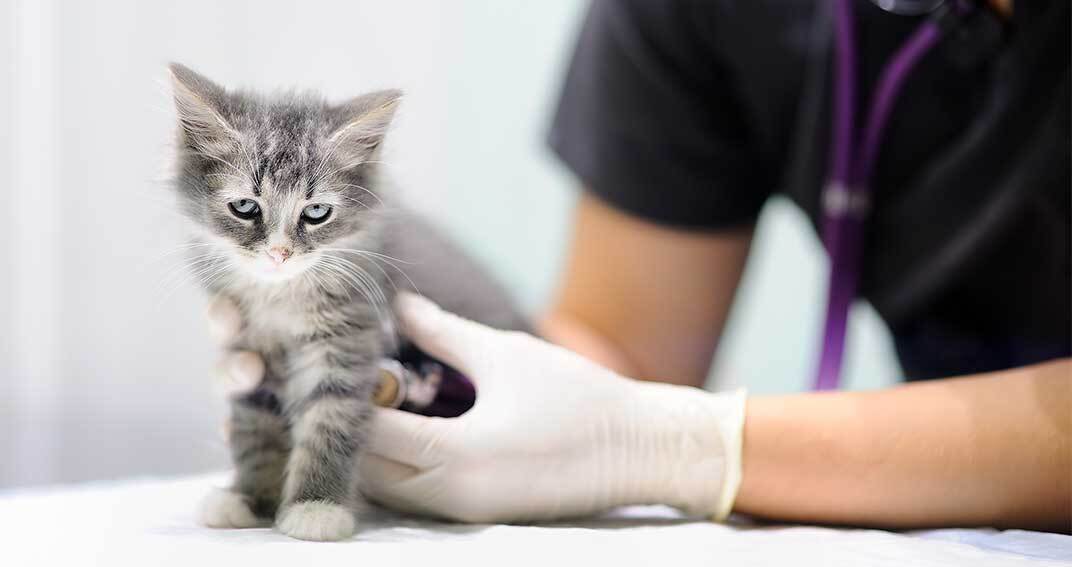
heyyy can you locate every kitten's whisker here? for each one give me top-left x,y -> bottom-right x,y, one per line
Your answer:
154,265 -> 211,308
312,267 -> 342,297
200,265 -> 234,292
318,256 -> 389,314
158,257 -> 227,300
322,256 -> 396,298
317,261 -> 388,325
333,194 -> 373,211
313,180 -> 384,208
308,265 -> 342,296
319,256 -> 389,311
324,253 -> 399,295
154,248 -> 234,303
156,250 -> 230,280
140,242 -> 232,273
319,248 -> 421,295
320,248 -> 414,265
186,263 -> 225,288
327,256 -> 389,303
152,253 -> 226,297
303,266 -> 326,294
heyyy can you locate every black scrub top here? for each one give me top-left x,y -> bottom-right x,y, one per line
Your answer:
548,0 -> 1070,381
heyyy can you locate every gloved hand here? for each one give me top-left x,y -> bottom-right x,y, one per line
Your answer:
206,295 -> 264,397
207,293 -> 748,523
359,294 -> 747,523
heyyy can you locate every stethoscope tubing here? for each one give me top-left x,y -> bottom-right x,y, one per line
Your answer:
814,0 -> 961,390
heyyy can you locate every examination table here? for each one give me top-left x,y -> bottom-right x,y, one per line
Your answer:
1,473 -> 1067,566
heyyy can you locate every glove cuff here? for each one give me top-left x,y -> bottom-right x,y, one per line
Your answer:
628,382 -> 748,521
711,387 -> 747,521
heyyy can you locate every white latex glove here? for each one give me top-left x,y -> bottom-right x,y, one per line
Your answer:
206,295 -> 264,397
360,293 -> 747,523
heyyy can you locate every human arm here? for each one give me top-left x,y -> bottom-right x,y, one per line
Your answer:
542,0 -> 772,387
536,187 -> 1069,530
540,192 -> 752,386
360,296 -> 1070,532
737,358 -> 1071,532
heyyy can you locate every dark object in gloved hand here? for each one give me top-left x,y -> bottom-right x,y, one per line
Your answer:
374,344 -> 476,417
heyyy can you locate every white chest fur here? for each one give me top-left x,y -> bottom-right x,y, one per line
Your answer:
239,288 -> 318,353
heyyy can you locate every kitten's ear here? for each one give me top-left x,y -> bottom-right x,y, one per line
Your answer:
328,89 -> 402,165
168,62 -> 238,155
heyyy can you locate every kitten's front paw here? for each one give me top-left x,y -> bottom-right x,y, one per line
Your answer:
276,501 -> 356,541
198,488 -> 269,529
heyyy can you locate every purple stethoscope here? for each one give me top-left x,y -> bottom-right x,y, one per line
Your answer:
386,0 -> 971,415
815,0 -> 966,390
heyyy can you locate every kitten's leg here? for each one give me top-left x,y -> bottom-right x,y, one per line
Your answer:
276,339 -> 378,541
199,388 -> 290,528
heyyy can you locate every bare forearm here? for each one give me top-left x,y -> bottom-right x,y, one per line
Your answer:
539,311 -> 641,377
541,192 -> 752,387
735,358 -> 1071,532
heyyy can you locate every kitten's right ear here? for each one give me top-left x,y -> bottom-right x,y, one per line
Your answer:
168,63 -> 238,155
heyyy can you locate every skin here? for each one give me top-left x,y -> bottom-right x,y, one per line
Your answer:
541,193 -> 752,387
738,361 -> 1070,532
542,192 -> 1070,532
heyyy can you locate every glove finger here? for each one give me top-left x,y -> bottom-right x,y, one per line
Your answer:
367,407 -> 455,468
358,454 -> 444,519
394,292 -> 497,378
357,453 -> 419,487
215,350 -> 265,396
206,295 -> 242,346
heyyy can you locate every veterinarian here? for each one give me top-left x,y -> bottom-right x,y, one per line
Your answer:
215,0 -> 1070,532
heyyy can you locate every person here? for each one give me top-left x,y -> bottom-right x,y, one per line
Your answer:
213,0 -> 1070,532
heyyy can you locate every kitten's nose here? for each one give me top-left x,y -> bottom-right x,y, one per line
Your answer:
267,246 -> 292,265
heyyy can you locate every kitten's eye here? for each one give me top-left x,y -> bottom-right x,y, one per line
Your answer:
302,203 -> 332,225
228,198 -> 261,220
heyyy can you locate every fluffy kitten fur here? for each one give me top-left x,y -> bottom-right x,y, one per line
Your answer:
168,63 -> 525,541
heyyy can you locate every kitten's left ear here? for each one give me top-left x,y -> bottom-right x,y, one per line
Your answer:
328,89 -> 402,165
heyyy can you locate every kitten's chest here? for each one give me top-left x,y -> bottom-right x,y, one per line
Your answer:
239,293 -> 320,353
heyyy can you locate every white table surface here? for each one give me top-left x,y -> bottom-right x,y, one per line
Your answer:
1,473 -> 1068,566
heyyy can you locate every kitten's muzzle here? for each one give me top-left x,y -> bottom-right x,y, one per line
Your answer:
267,246 -> 293,265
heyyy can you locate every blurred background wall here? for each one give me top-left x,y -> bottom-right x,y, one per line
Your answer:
0,0 -> 901,489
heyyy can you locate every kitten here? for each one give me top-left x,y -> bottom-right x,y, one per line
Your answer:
168,63 -> 526,540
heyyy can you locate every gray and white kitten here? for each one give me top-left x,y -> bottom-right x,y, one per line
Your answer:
168,63 -> 527,541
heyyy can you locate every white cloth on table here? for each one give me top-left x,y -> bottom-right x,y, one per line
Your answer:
0,473 -> 1067,566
